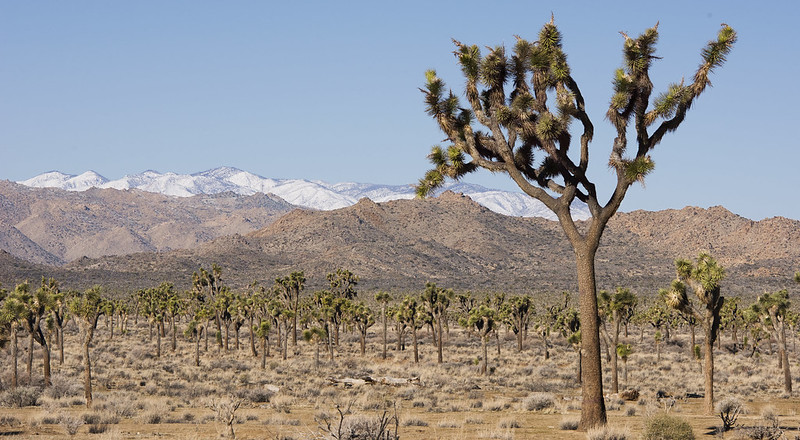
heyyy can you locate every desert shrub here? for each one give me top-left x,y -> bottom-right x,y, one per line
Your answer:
0,416 -> 21,427
716,397 -> 745,431
523,392 -> 555,411
237,388 -> 274,403
586,425 -> 631,440
642,413 -> 695,440
498,418 -> 520,429
402,418 -> 428,427
0,386 -> 41,407
60,416 -> 83,436
559,418 -> 579,430
45,374 -> 83,399
625,406 -> 636,416
87,423 -> 108,434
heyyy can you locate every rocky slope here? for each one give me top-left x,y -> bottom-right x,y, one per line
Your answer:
8,191 -> 795,298
0,180 -> 294,264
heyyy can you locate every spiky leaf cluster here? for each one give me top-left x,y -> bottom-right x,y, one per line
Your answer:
419,18 -> 735,224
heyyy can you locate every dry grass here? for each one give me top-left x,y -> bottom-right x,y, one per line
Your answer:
0,317 -> 799,439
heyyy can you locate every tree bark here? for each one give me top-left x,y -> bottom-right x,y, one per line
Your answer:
576,247 -> 607,430
481,334 -> 488,375
703,327 -> 714,415
11,327 -> 18,389
412,326 -> 419,363
83,328 -> 94,408
382,306 -> 388,360
436,314 -> 443,364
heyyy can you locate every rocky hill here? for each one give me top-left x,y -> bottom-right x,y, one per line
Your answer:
6,191 -> 795,299
0,180 -> 294,265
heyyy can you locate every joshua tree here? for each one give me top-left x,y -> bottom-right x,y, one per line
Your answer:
348,301 -> 375,355
375,291 -> 393,359
663,253 -> 725,414
463,304 -> 497,375
421,282 -> 452,364
598,287 -> 637,394
752,289 -> 792,393
417,18 -> 735,428
400,295 -> 423,363
616,343 -> 633,389
719,297 -> 743,352
69,286 -> 105,408
254,320 -> 272,369
503,294 -> 534,352
275,271 -> 305,347
302,326 -> 327,370
0,283 -> 30,388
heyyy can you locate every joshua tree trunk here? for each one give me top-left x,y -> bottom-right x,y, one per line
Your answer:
575,246 -> 606,428
194,328 -> 201,367
480,334 -> 488,375
249,317 -> 257,357
436,315 -> 443,364
412,326 -> 419,363
27,331 -> 34,384
260,337 -> 267,370
41,335 -> 51,387
611,319 -> 620,394
58,325 -> 65,365
517,329 -> 524,352
11,327 -> 18,389
83,328 -> 94,407
703,325 -> 714,415
382,307 -> 388,360
779,323 -> 792,393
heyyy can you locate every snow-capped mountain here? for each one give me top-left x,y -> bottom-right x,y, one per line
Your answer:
18,167 -> 590,220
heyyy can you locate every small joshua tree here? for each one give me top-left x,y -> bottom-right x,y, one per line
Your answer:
303,326 -> 327,370
663,253 -> 725,415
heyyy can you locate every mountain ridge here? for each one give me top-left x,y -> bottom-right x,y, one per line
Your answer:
17,167 -> 591,220
2,191 -> 793,299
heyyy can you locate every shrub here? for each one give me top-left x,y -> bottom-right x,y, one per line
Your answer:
498,418 -> 520,429
642,413 -> 695,440
87,423 -> 108,434
559,418 -> 579,430
716,397 -> 745,432
60,416 -> 83,436
523,392 -> 555,412
402,418 -> 428,427
0,386 -> 41,407
586,426 -> 631,440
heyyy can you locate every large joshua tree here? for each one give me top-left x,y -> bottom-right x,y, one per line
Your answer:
417,18 -> 735,428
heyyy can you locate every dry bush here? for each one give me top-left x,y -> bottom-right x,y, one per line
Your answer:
0,386 -> 41,407
642,412 -> 695,440
586,425 -> 632,440
522,392 -> 555,412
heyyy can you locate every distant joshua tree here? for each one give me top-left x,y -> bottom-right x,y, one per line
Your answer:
663,253 -> 725,414
69,286 -> 105,408
416,16 -> 735,429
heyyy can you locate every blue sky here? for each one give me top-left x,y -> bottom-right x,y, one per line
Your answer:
1,2 -> 797,220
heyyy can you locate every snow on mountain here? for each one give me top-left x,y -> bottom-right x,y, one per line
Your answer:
19,170 -> 108,192
18,167 -> 589,220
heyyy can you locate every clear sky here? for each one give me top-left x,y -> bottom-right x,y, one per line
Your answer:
1,1 -> 797,220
